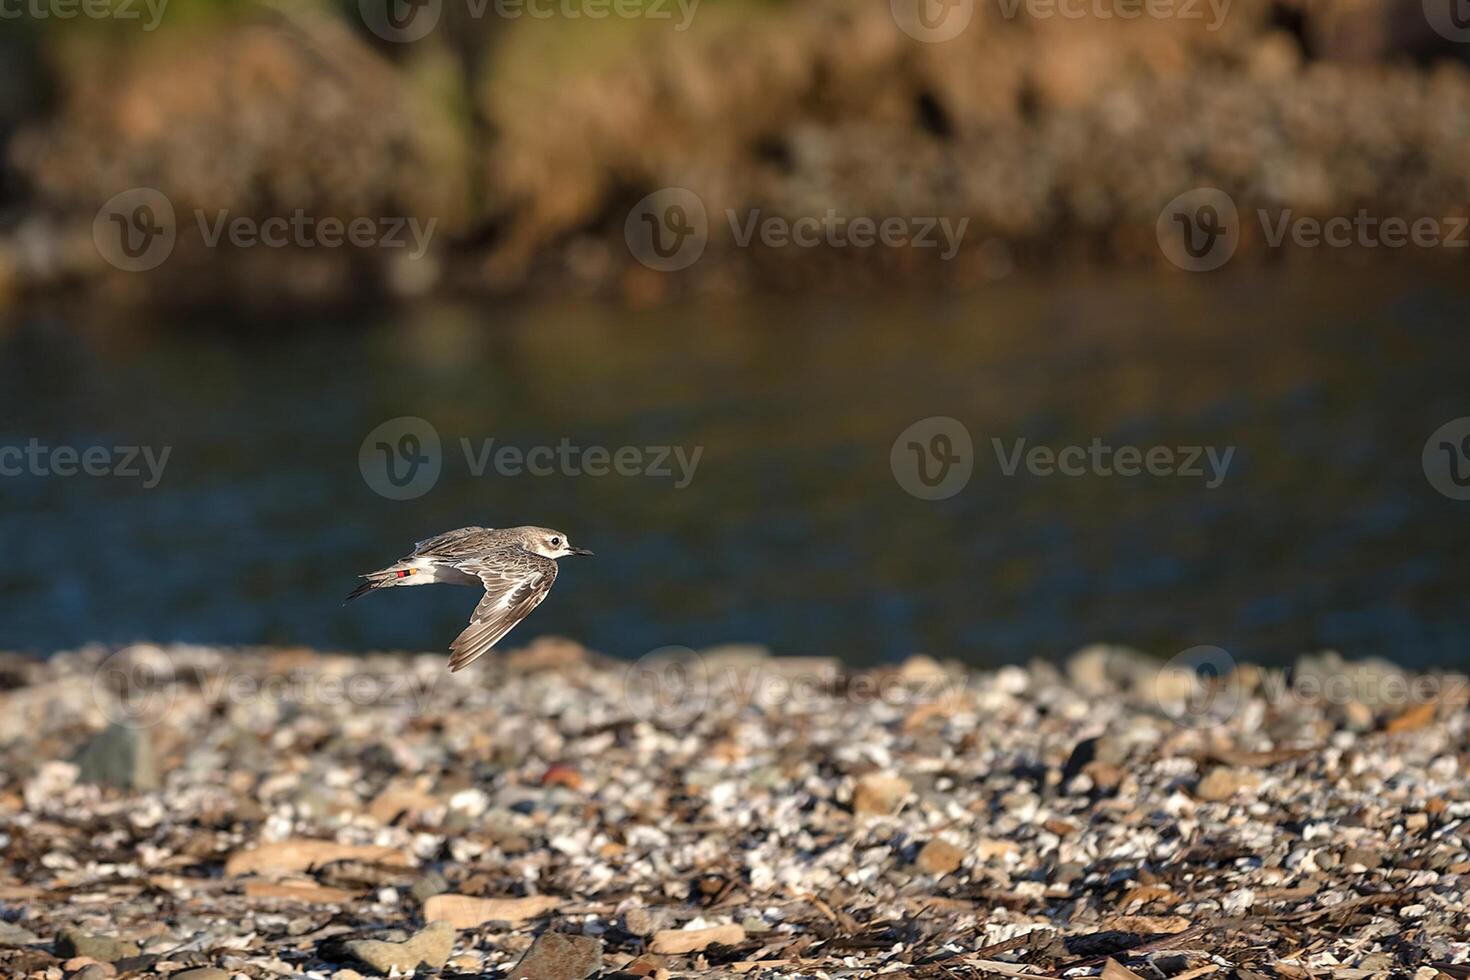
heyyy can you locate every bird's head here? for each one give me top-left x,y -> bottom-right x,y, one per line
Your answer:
520,526 -> 593,559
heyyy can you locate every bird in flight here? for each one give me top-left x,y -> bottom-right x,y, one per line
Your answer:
347,526 -> 592,671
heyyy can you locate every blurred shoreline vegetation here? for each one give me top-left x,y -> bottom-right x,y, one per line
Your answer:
2,0 -> 1470,312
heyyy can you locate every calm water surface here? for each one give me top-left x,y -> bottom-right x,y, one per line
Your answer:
3,268 -> 1467,667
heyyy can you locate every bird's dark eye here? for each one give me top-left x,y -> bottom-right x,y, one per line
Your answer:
550,537 -> 561,546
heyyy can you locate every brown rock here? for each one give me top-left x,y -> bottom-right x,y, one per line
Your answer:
1084,761 -> 1126,791
1105,915 -> 1191,935
422,893 -> 562,929
1101,960 -> 1147,980
649,924 -> 746,955
914,839 -> 965,876
1119,884 -> 1179,909
367,781 -> 439,825
1194,768 -> 1261,803
1386,701 -> 1437,734
224,840 -> 412,877
342,920 -> 455,974
243,880 -> 361,904
975,838 -> 1018,861
852,773 -> 911,815
508,931 -> 602,980
540,764 -> 583,791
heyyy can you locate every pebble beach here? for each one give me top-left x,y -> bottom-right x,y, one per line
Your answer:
1,640 -> 1467,979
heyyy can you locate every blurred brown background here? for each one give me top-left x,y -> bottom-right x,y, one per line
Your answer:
2,0 -> 1469,309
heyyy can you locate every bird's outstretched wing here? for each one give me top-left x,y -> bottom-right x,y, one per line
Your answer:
447,552 -> 558,672
412,526 -> 493,560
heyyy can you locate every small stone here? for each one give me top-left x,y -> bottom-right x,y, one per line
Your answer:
1342,847 -> 1382,870
172,970 -> 231,980
341,920 -> 454,974
56,928 -> 140,963
976,838 -> 1018,861
72,965 -> 115,980
1066,644 -> 1155,693
649,924 -> 745,955
411,870 -> 449,903
422,893 -> 560,928
914,839 -> 965,876
0,921 -> 38,945
367,780 -> 439,825
508,931 -> 603,980
243,880 -> 360,904
852,773 -> 911,815
1062,735 -> 1128,784
1194,768 -> 1262,802
225,840 -> 411,877
73,724 -> 158,791
623,907 -> 673,937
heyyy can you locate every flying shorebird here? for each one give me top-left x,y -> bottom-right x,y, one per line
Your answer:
347,526 -> 592,672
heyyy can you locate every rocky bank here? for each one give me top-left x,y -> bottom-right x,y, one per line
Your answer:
0,640 -> 1466,977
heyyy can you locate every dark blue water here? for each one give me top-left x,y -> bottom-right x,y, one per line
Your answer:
3,267 -> 1468,667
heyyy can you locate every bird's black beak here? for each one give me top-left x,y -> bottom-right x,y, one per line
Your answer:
569,546 -> 594,556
